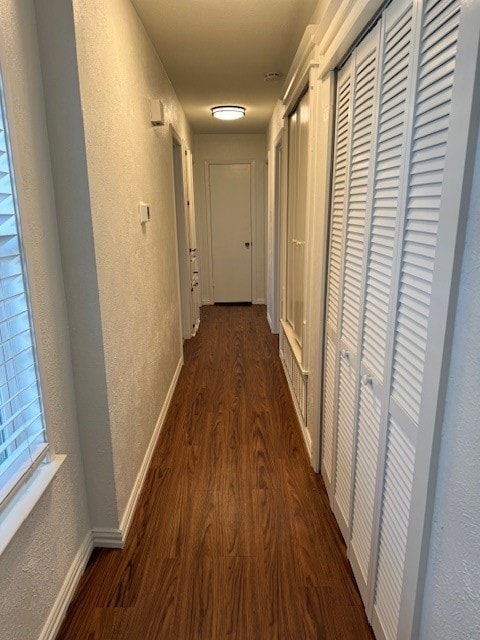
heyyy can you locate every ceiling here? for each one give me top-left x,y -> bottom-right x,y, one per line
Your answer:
131,0 -> 319,133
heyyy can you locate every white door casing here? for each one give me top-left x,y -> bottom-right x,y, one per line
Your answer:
208,162 -> 253,303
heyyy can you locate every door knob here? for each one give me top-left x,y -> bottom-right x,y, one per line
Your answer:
245,242 -> 251,248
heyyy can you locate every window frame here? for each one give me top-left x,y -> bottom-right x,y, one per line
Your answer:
0,45 -> 65,556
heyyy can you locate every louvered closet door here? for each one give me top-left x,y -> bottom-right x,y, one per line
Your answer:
372,0 -> 464,637
321,0 -> 476,636
321,60 -> 352,495
349,0 -> 417,605
332,25 -> 381,541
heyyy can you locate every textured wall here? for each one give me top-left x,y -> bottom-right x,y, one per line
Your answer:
35,0 -> 119,531
419,127 -> 480,639
72,0 -> 192,517
0,2 -> 90,639
194,133 -> 266,305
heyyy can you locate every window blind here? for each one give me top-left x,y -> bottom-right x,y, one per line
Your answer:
0,74 -> 48,509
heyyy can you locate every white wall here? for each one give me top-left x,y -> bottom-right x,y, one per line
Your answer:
194,134 -> 266,305
419,125 -> 480,639
35,0 -> 192,532
35,0 -> 118,532
0,2 -> 90,639
71,0 -> 192,521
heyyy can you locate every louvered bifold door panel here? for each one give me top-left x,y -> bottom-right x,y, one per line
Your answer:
390,0 -> 461,423
333,26 -> 380,540
321,61 -> 352,491
349,0 -> 416,603
372,0 -> 463,638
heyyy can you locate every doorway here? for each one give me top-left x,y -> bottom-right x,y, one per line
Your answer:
271,135 -> 283,332
172,135 -> 191,339
208,162 -> 253,303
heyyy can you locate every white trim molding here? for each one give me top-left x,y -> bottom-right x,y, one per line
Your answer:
282,25 -> 320,112
91,528 -> 124,548
38,531 -> 94,640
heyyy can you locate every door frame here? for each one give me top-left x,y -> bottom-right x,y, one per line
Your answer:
170,125 -> 191,342
269,130 -> 284,332
204,159 -> 256,303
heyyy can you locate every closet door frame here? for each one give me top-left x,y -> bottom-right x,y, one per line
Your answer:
280,31 -> 324,462
315,0 -> 480,637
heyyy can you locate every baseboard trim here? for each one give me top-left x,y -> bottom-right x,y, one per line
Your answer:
254,297 -> 266,304
267,311 -> 275,333
280,352 -> 312,457
92,527 -> 124,548
39,531 -> 93,640
202,298 -> 213,305
118,355 -> 184,543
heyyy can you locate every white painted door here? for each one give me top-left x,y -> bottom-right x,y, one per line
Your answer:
209,163 -> 252,302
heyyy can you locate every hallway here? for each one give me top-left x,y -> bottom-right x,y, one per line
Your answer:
56,305 -> 374,639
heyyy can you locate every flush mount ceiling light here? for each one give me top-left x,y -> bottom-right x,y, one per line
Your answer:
211,105 -> 246,121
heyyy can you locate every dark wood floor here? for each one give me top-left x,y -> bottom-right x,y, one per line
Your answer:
57,304 -> 374,640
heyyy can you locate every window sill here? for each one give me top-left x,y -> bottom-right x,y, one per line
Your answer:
0,454 -> 66,556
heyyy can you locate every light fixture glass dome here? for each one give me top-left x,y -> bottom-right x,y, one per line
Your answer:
211,105 -> 246,121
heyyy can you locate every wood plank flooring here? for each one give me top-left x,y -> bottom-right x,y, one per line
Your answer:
57,304 -> 374,640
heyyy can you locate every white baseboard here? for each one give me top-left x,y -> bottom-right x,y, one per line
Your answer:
39,531 -> 93,640
267,311 -> 274,332
92,527 -> 124,548
254,297 -> 266,304
279,352 -> 312,457
118,355 -> 183,543
201,298 -> 213,305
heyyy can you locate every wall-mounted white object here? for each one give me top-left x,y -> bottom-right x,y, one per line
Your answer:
138,202 -> 150,224
150,99 -> 165,126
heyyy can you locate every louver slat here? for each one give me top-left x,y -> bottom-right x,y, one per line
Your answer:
392,0 -> 460,422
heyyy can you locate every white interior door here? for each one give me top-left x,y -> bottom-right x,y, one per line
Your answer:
209,163 -> 252,302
